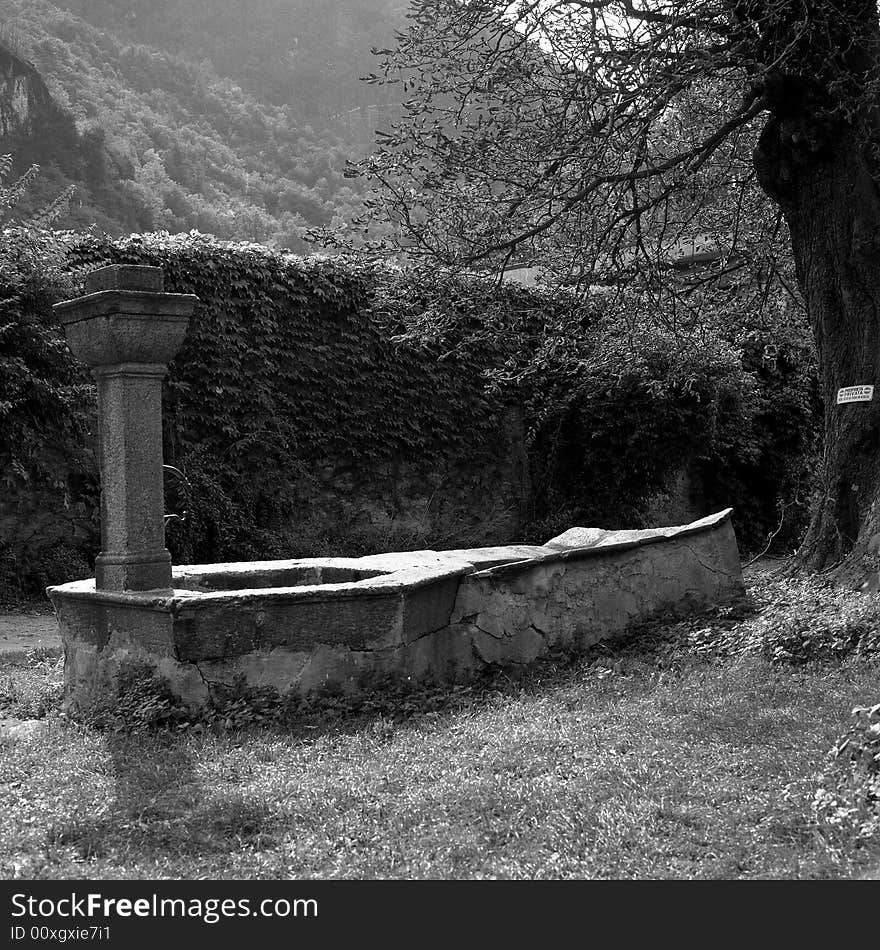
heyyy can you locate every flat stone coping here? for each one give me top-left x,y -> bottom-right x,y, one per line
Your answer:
478,508 -> 734,578
53,289 -> 200,323
47,508 -> 734,611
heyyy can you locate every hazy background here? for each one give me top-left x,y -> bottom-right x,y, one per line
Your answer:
1,0 -> 409,248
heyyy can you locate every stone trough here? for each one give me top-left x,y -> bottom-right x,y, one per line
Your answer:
51,511 -> 742,710
46,265 -> 744,713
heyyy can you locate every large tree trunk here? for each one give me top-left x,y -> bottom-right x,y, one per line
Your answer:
755,117 -> 880,577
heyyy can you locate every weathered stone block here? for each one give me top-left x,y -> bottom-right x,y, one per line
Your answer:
54,294 -> 197,367
401,577 -> 459,643
84,264 -> 165,294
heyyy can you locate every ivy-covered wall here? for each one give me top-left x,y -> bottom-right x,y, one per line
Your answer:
1,229 -> 820,597
61,232 -> 541,567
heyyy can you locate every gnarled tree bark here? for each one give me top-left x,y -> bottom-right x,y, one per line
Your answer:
753,8 -> 880,575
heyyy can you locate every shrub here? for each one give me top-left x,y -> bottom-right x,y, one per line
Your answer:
0,228 -> 99,598
1,230 -> 821,593
813,702 -> 880,847
522,311 -> 760,532
360,268 -> 819,553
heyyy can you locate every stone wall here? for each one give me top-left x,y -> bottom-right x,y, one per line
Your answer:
641,466 -> 705,527
288,405 -> 532,548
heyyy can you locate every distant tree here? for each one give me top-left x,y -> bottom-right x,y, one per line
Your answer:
0,154 -> 74,227
358,0 -> 880,575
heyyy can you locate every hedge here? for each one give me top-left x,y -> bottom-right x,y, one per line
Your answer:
0,228 -> 820,596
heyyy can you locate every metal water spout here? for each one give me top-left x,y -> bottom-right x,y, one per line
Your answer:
162,463 -> 193,528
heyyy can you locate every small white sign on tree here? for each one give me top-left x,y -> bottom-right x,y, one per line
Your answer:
837,385 -> 875,404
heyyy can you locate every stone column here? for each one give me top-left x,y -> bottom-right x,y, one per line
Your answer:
53,265 -> 199,591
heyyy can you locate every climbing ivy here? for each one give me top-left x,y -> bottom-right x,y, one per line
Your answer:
0,228 -> 98,595
64,232 -> 540,560
1,229 -> 820,594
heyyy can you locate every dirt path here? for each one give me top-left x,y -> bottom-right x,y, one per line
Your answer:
0,609 -> 61,654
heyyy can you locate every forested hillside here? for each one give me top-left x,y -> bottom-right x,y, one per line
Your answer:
0,0 -> 407,246
51,0 -> 408,121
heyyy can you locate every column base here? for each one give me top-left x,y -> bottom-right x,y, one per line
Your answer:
96,550 -> 173,592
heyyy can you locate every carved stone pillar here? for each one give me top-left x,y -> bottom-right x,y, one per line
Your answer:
53,265 -> 198,591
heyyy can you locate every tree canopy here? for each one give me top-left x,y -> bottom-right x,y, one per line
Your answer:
358,1 -> 880,574
360,2 -> 876,275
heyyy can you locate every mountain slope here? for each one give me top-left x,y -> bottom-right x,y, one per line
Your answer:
50,0 -> 408,123
0,0 -> 405,245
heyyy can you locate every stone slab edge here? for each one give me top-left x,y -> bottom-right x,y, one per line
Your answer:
53,291 -> 200,323
47,562 -> 476,614
469,508 -> 735,579
47,508 -> 735,612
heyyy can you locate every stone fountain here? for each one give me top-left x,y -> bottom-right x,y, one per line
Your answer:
48,266 -> 745,712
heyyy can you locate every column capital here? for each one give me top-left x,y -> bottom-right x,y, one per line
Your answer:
54,265 -> 198,369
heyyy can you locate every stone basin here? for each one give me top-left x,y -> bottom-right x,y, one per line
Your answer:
173,563 -> 391,592
49,509 -> 744,712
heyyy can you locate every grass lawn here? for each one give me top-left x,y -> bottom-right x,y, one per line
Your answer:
1,572 -> 879,880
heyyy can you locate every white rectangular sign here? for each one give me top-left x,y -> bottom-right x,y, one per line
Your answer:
837,385 -> 874,404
